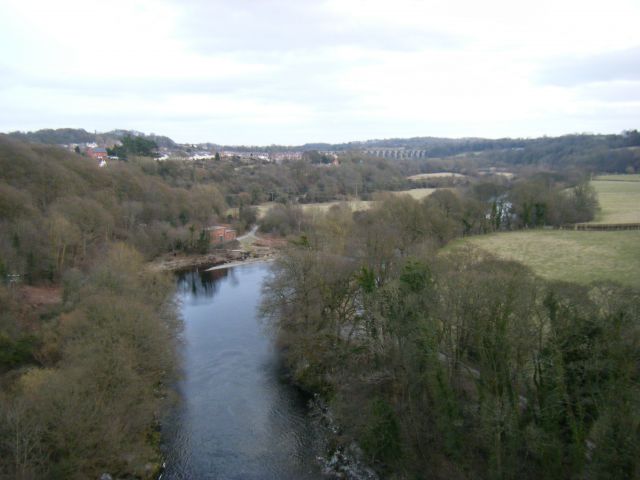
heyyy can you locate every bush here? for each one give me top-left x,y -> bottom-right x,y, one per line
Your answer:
258,204 -> 307,236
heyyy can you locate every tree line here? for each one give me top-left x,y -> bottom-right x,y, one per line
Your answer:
258,171 -> 598,238
7,129 -> 176,150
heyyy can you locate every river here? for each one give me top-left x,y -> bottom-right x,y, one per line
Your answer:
161,263 -> 324,480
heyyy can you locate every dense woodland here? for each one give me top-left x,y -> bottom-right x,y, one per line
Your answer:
0,131 -> 636,479
0,136 -> 230,280
261,196 -> 639,479
0,137 -> 211,478
153,152 -> 409,206
0,245 -> 177,479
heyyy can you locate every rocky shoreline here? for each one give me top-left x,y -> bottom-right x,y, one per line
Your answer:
307,395 -> 380,480
148,249 -> 276,273
147,228 -> 284,273
148,252 -> 232,272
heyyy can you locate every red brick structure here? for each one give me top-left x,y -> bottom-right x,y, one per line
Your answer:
86,147 -> 108,160
206,225 -> 236,244
224,228 -> 236,242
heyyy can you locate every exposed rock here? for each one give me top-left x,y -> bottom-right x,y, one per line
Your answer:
308,395 -> 379,480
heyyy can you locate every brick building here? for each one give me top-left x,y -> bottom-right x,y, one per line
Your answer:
86,147 -> 108,160
206,225 -> 237,244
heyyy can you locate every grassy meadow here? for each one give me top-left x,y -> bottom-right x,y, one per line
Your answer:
594,173 -> 640,182
255,199 -> 374,218
255,188 -> 439,218
407,172 -> 467,181
393,187 -> 439,200
445,174 -> 640,287
590,174 -> 640,224
452,230 -> 640,287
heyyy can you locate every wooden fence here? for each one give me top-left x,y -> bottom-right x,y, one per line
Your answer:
559,223 -> 640,231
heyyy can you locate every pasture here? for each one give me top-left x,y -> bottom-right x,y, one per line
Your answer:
453,230 -> 640,287
590,175 -> 640,224
594,174 -> 640,182
392,188 -> 439,200
407,172 -> 467,181
256,188 -> 439,218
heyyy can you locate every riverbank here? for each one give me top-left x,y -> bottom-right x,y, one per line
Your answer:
148,227 -> 284,273
205,256 -> 275,271
307,396 -> 379,480
148,249 -> 278,273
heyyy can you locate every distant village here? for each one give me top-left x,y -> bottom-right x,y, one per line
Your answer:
27,127 -> 545,169
61,138 -> 340,167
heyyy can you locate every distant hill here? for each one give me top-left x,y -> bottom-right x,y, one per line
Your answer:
6,128 -> 177,149
104,130 -> 177,149
7,128 -> 98,145
214,130 -> 640,173
212,130 -> 640,155
6,127 -> 639,172
298,131 -> 640,154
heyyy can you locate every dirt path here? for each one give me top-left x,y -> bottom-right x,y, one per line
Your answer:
238,225 -> 259,242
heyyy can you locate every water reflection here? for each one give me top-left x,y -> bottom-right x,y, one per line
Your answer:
176,267 -> 234,302
163,264 -> 323,480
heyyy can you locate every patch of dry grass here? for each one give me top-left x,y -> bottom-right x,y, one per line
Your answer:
451,230 -> 640,287
594,174 -> 640,182
407,172 -> 467,181
255,189 -> 439,218
590,177 -> 640,224
254,200 -> 374,219
391,188 -> 439,200
300,200 -> 375,216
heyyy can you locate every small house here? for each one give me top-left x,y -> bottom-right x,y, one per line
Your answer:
206,225 -> 236,244
86,147 -> 108,160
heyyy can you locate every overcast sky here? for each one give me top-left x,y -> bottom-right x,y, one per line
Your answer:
1,0 -> 639,144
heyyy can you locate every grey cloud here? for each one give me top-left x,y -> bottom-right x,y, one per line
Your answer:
0,64 -> 21,89
174,0 -> 460,54
537,46 -> 640,86
7,74 -> 257,98
5,57 -> 360,111
576,81 -> 640,103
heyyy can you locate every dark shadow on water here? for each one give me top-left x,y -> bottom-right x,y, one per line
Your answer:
175,267 -> 234,301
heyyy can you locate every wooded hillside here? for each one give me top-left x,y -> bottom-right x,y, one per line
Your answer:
0,137 -> 200,479
261,195 -> 640,479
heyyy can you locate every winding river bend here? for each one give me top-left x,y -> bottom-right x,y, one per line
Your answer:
162,264 -> 323,480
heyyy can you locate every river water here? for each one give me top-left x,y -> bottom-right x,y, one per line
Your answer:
161,263 -> 324,480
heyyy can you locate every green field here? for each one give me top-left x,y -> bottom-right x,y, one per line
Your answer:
594,174 -> 640,182
453,230 -> 640,287
590,175 -> 640,224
